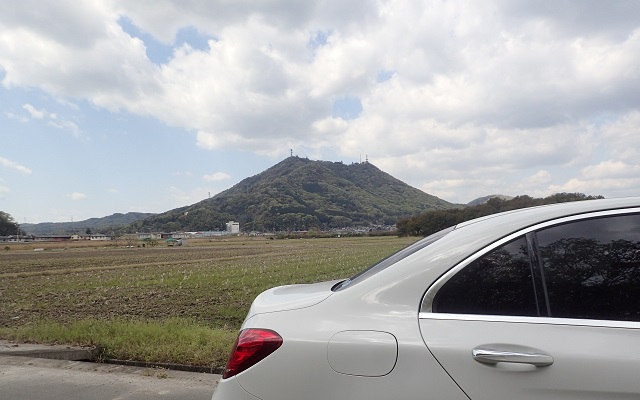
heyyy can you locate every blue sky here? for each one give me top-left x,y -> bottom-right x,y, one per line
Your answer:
1,1 -> 640,223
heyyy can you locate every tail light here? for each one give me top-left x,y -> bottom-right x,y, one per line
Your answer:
223,328 -> 283,379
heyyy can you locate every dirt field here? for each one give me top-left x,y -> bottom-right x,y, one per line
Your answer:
0,236 -> 417,329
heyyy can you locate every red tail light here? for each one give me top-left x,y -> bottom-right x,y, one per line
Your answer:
223,328 -> 283,379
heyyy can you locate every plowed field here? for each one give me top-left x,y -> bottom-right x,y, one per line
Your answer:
1,236 -> 417,329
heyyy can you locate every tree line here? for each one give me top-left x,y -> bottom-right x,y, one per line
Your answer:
396,193 -> 604,237
0,211 -> 24,236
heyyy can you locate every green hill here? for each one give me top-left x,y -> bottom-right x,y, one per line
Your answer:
21,212 -> 155,236
130,157 -> 457,233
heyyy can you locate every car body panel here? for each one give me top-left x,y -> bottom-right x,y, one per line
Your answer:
420,314 -> 640,399
227,291 -> 469,400
244,280 -> 338,320
213,377 -> 260,400
327,330 -> 398,376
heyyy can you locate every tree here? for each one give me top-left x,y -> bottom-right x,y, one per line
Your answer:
397,192 -> 604,237
143,238 -> 159,247
0,211 -> 23,236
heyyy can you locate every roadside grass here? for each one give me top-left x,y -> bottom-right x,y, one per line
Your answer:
0,318 -> 237,369
0,236 -> 418,368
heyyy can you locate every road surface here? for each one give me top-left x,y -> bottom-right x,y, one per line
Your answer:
0,355 -> 219,400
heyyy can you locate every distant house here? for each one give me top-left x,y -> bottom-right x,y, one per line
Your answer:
136,233 -> 162,240
88,234 -> 110,241
226,221 -> 240,234
198,231 -> 227,237
172,232 -> 191,239
71,234 -> 82,241
34,235 -> 72,242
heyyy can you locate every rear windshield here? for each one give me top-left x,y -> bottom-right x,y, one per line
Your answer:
332,226 -> 455,291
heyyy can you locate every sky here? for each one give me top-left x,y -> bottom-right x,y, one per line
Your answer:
1,1 -> 640,224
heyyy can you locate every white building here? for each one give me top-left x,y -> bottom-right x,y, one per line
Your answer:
88,234 -> 111,241
226,221 -> 240,234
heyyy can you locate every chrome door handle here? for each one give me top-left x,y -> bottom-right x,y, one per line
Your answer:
472,344 -> 554,367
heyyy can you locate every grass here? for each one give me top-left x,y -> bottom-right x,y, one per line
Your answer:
0,318 -> 237,369
0,236 -> 417,369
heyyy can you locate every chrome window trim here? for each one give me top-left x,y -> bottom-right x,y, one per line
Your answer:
420,207 -> 640,314
419,312 -> 640,329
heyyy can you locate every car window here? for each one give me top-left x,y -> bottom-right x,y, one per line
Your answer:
536,213 -> 640,321
432,236 -> 539,316
332,226 -> 454,291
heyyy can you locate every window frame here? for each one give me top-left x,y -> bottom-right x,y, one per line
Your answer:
421,208 -> 640,324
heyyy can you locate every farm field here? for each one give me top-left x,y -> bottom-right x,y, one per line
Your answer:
0,235 -> 418,368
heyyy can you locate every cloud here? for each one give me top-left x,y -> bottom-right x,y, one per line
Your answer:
0,156 -> 32,174
550,177 -> 640,198
169,185 -> 213,205
171,171 -> 193,177
582,161 -> 640,180
68,192 -> 87,200
1,1 -> 640,204
601,111 -> 640,162
0,182 -> 9,198
203,172 -> 231,182
4,2 -> 639,151
22,103 -> 82,137
23,104 -> 46,119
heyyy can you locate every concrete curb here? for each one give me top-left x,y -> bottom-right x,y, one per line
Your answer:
0,340 -> 100,361
0,340 -> 223,375
102,358 -> 224,374
0,354 -> 222,383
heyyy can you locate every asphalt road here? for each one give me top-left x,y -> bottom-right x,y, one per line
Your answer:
0,355 -> 219,400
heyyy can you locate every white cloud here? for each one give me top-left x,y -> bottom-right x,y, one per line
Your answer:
582,161 -> 640,180
171,171 -> 193,177
600,111 -> 640,162
5,111 -> 29,122
21,103 -> 82,137
525,170 -> 552,186
23,104 -> 46,119
2,1 -> 640,206
0,156 -> 32,174
169,186 -> 190,204
550,177 -> 640,198
0,182 -> 9,197
169,186 -> 213,205
203,172 -> 231,182
4,2 -> 639,151
68,192 -> 87,200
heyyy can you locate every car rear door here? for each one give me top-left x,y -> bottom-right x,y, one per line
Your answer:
420,315 -> 640,400
419,211 -> 640,399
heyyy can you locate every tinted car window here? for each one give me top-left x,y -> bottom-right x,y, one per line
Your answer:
537,213 -> 640,321
433,236 -> 539,316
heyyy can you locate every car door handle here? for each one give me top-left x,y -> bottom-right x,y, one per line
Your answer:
472,344 -> 554,367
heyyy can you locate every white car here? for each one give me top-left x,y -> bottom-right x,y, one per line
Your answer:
213,197 -> 640,400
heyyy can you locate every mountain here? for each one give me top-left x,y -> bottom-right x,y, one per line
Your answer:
130,157 -> 458,233
467,194 -> 514,206
21,212 -> 155,236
